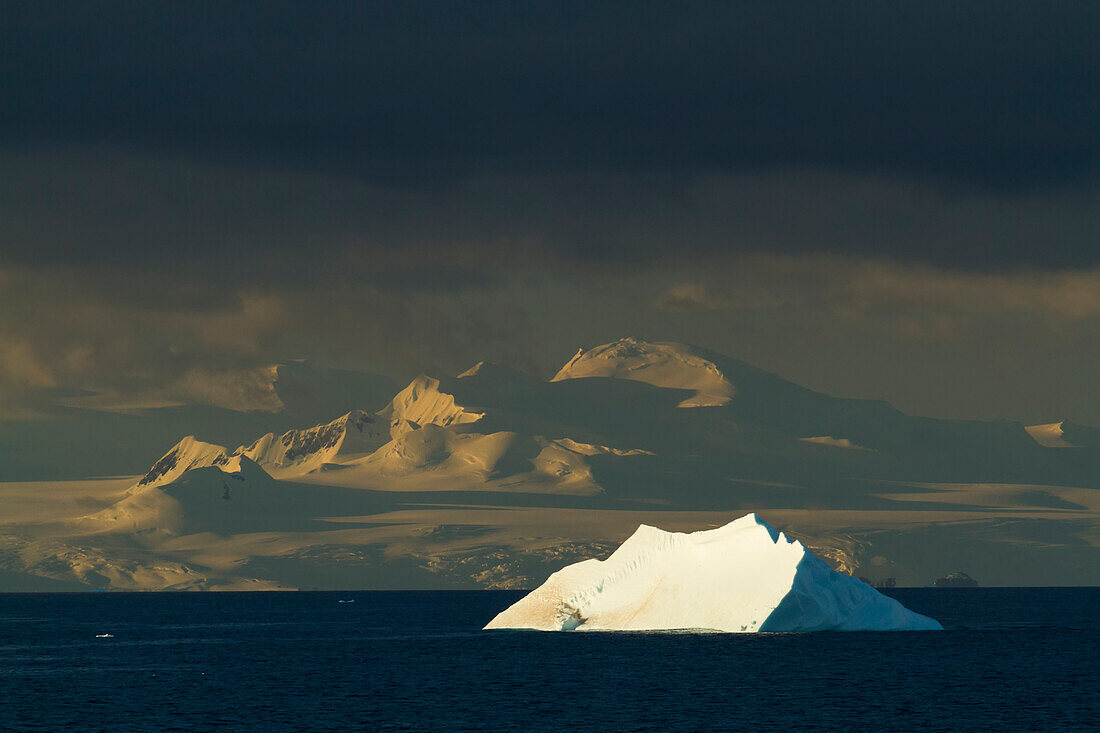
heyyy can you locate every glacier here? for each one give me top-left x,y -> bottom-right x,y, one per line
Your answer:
484,513 -> 942,632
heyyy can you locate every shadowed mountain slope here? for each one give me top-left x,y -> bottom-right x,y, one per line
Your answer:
1,338 -> 1097,591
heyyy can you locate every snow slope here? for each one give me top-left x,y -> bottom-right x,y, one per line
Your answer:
321,428 -> 625,495
484,513 -> 942,632
1026,422 -> 1078,447
237,410 -> 387,476
136,436 -> 238,488
552,338 -> 736,407
378,374 -> 486,439
1026,421 -> 1100,449
82,454 -> 381,539
134,410 -> 388,487
88,456 -> 271,536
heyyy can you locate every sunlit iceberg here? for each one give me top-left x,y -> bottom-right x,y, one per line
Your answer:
484,514 -> 941,632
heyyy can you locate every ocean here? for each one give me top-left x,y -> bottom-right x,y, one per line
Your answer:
1,588 -> 1096,731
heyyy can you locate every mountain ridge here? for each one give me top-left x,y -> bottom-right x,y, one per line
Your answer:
125,337 -> 1099,503
2,337 -> 1096,592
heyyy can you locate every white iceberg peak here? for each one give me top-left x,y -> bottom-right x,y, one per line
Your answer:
485,513 -> 941,632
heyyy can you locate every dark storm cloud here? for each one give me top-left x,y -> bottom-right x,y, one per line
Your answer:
2,1 -> 1098,269
2,150 -> 1099,281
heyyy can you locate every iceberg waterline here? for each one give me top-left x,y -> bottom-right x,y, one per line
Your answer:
484,514 -> 942,632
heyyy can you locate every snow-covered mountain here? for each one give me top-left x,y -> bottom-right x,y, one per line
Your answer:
236,410 -> 386,476
4,337 -> 1097,592
129,337 -> 1100,502
552,338 -> 738,407
0,361 -> 400,483
1026,420 -> 1100,448
135,410 -> 388,488
135,435 -> 242,489
552,339 -> 1082,485
378,374 -> 486,441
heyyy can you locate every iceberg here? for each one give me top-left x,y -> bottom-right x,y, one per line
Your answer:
484,514 -> 941,632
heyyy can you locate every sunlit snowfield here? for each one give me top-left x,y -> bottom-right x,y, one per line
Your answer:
1,589 -> 1096,731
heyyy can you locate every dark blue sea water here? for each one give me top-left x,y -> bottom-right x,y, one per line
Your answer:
0,588 -> 1096,731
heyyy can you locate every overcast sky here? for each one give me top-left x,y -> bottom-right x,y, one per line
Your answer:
1,2 -> 1098,429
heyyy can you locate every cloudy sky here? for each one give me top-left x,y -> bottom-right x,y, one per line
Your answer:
2,2 -> 1098,430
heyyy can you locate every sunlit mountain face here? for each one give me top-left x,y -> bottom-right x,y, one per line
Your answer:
0,4 -> 1096,591
1,339 -> 1097,591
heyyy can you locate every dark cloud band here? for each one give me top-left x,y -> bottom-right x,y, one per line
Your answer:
2,2 -> 1097,187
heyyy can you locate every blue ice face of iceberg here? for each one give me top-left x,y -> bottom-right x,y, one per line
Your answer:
758,552 -> 941,632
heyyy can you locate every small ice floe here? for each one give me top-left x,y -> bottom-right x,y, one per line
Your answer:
95,633 -> 114,638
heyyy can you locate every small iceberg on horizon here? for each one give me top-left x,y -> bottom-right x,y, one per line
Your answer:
484,514 -> 941,633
